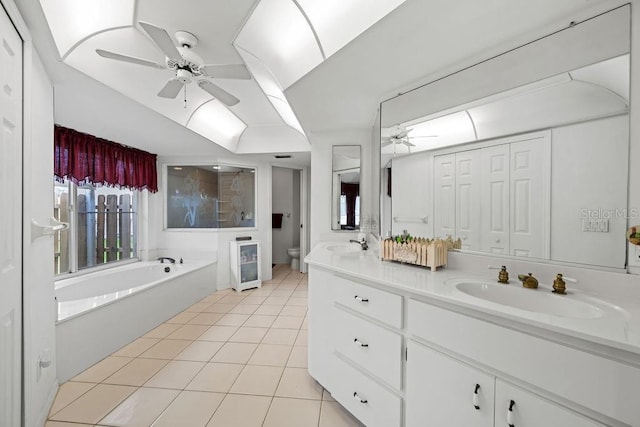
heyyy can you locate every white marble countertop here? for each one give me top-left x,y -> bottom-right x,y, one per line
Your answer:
305,242 -> 640,358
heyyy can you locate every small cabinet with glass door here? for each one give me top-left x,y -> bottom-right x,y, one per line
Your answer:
230,240 -> 261,292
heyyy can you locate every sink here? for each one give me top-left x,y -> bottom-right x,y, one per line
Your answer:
452,280 -> 604,319
325,244 -> 362,254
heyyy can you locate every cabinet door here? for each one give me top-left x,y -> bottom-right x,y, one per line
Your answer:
495,379 -> 605,427
308,268 -> 340,391
481,144 -> 510,254
434,154 -> 456,239
406,340 -> 494,427
455,149 -> 481,250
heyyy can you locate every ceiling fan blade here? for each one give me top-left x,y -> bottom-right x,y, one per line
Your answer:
95,49 -> 165,69
408,135 -> 438,139
381,141 -> 393,147
198,80 -> 240,106
157,79 -> 183,99
403,141 -> 416,147
139,21 -> 182,61
201,64 -> 251,80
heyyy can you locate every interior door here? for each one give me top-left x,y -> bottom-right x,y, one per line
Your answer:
433,154 -> 456,239
481,144 -> 510,254
455,149 -> 481,250
510,136 -> 550,258
0,3 -> 23,426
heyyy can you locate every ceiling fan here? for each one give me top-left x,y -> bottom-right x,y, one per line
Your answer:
96,21 -> 251,106
381,125 -> 437,148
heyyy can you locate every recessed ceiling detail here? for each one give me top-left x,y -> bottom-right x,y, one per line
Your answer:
37,0 -> 407,153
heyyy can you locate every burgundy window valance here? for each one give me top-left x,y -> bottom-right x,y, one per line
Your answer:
54,125 -> 158,192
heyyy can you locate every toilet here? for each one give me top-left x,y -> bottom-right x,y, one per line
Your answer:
287,247 -> 300,269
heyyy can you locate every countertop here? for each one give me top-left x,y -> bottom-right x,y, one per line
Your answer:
305,242 -> 640,359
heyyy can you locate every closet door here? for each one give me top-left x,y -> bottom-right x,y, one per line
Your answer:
481,145 -> 510,254
433,154 -> 456,239
455,150 -> 481,251
510,136 -> 550,258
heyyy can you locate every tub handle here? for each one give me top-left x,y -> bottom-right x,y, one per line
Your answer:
31,217 -> 69,241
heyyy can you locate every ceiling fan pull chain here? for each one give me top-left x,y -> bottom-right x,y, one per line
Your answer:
184,83 -> 187,108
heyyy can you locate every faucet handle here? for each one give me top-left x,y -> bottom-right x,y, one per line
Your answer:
552,273 -> 576,295
488,265 -> 509,284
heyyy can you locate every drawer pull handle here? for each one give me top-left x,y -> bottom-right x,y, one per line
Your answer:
354,295 -> 369,303
353,338 -> 369,348
473,384 -> 480,410
353,391 -> 368,404
507,400 -> 515,427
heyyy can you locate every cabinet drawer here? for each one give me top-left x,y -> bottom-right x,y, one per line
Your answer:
335,308 -> 403,390
333,275 -> 403,329
331,356 -> 402,427
408,298 -> 640,425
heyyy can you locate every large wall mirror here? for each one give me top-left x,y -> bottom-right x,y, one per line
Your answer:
332,145 -> 362,230
379,5 -> 631,269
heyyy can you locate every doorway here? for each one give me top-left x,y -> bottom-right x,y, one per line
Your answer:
272,166 -> 307,272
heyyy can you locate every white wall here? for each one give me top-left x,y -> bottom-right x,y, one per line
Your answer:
23,48 -> 57,426
149,156 -> 273,288
551,115 -> 629,268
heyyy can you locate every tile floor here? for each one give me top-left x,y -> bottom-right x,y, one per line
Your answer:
46,264 -> 363,427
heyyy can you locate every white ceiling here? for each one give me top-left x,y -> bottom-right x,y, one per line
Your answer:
15,0 -> 626,163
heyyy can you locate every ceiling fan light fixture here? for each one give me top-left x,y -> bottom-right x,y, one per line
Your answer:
176,68 -> 192,84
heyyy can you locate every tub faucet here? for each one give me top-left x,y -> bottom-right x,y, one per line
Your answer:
349,239 -> 368,250
158,257 -> 176,264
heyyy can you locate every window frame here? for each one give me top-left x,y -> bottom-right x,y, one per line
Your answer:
54,179 -> 141,278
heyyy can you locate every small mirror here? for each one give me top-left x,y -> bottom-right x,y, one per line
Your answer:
332,146 -> 361,230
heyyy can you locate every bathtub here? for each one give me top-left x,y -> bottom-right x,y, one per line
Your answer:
55,259 -> 217,382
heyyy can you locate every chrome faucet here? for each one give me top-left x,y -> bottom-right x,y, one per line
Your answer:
157,257 -> 176,264
349,239 -> 368,250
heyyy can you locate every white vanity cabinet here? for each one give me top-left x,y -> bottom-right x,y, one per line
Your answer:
406,340 -> 605,427
308,268 -> 403,427
308,261 -> 640,427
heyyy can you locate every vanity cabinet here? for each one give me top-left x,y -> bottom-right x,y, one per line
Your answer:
308,268 -> 403,427
308,264 -> 640,426
406,340 -> 605,427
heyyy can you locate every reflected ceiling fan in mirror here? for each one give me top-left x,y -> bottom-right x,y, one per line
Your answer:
96,21 -> 251,107
381,125 -> 437,153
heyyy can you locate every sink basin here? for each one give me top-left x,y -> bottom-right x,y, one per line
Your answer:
325,244 -> 362,254
452,280 -> 604,319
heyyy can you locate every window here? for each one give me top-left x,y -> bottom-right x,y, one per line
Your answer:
166,164 -> 256,229
54,178 -> 138,275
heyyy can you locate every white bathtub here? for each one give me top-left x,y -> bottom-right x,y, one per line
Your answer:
55,259 -> 217,382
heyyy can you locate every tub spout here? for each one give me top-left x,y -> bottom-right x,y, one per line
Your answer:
158,257 -> 176,264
